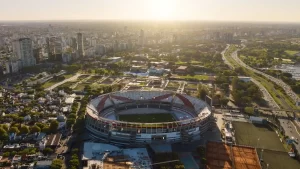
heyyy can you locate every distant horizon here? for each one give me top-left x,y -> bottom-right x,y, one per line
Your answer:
1,19 -> 300,24
1,0 -> 300,23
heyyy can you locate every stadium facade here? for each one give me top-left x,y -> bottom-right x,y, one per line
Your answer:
85,90 -> 214,146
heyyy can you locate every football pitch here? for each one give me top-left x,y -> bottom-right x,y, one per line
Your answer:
232,121 -> 285,151
119,113 -> 175,123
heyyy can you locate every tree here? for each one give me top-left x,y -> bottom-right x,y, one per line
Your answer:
43,147 -> 54,155
0,124 -> 9,131
244,107 -> 254,115
9,127 -> 20,134
49,120 -> 59,133
50,159 -> 63,169
19,125 -> 30,135
197,84 -> 208,100
231,77 -> 239,91
30,125 -> 41,133
0,127 -> 8,141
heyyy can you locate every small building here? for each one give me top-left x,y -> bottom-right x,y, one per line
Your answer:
130,65 -> 148,73
0,156 -> 11,167
238,76 -> 251,82
39,133 -> 62,150
24,115 -> 31,121
175,66 -> 188,74
249,116 -> 264,124
65,97 -> 75,105
34,160 -> 52,169
107,57 -> 122,63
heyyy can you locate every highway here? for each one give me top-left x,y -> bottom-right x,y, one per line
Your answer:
221,46 -> 280,111
279,119 -> 300,153
231,49 -> 300,106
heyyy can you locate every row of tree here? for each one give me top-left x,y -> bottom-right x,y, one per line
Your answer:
231,77 -> 263,106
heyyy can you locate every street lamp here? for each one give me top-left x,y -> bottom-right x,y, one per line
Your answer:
256,138 -> 260,148
266,164 -> 269,169
260,149 -> 264,161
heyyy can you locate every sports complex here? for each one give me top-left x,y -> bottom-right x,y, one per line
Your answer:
85,90 -> 214,146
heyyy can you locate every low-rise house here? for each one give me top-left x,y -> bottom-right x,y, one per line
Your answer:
34,160 -> 52,169
12,155 -> 21,164
24,115 -> 31,121
39,133 -> 62,150
175,66 -> 188,74
0,156 -> 11,167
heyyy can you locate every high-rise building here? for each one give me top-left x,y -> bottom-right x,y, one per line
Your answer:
71,37 -> 77,50
33,48 -> 42,64
12,38 -> 36,68
139,29 -> 145,46
47,36 -> 63,61
77,33 -> 85,57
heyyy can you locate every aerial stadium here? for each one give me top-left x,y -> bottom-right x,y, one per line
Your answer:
85,90 -> 214,146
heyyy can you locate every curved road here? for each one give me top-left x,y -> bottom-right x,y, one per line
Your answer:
221,46 -> 279,110
231,49 -> 300,105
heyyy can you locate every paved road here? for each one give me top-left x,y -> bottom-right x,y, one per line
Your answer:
222,46 -> 280,111
231,49 -> 300,105
279,119 -> 300,153
45,73 -> 81,91
251,78 -> 280,109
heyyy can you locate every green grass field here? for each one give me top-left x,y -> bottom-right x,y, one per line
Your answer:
258,149 -> 300,169
42,79 -> 62,88
87,76 -> 102,83
119,113 -> 175,123
178,75 -> 209,80
285,50 -> 299,56
167,81 -> 179,88
58,81 -> 77,88
74,83 -> 86,91
233,122 -> 285,152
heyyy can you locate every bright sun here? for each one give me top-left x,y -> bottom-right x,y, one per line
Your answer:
150,0 -> 178,20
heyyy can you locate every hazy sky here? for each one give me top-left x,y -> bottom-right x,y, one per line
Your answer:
1,0 -> 300,22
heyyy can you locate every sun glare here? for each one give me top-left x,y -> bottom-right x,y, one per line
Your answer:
149,0 -> 178,20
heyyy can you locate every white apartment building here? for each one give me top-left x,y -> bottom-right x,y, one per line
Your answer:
12,38 -> 36,68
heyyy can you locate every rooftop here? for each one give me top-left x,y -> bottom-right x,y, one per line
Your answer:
206,142 -> 261,169
82,142 -> 151,169
177,66 -> 188,70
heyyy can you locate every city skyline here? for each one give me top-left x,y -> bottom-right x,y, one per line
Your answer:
1,0 -> 300,23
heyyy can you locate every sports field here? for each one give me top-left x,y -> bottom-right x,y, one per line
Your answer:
257,149 -> 300,169
232,121 -> 285,151
119,113 -> 175,123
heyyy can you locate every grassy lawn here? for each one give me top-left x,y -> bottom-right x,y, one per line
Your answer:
167,81 -> 179,88
77,75 -> 90,80
74,84 -> 86,91
233,121 -> 285,152
285,50 -> 299,56
63,74 -> 75,79
119,113 -> 175,123
101,78 -> 115,84
87,76 -> 102,83
185,83 -> 198,89
258,149 -> 300,169
42,79 -> 62,88
58,81 -> 77,88
175,61 -> 188,65
191,60 -> 202,64
178,75 -> 209,80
